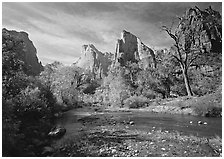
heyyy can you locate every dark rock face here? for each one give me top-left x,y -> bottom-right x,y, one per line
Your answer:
177,6 -> 222,75
2,28 -> 43,75
178,6 -> 222,55
74,44 -> 113,79
114,30 -> 156,69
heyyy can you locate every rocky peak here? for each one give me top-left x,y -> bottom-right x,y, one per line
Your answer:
178,6 -> 221,54
114,30 -> 156,69
2,28 -> 43,76
74,44 -> 113,79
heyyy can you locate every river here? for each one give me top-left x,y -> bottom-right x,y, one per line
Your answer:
56,109 -> 222,139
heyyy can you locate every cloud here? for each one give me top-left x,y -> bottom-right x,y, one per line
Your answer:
2,2 -> 222,65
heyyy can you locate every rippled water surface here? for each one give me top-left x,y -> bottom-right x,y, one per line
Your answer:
58,109 -> 222,138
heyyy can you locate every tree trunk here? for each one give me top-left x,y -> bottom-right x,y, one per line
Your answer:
182,67 -> 193,96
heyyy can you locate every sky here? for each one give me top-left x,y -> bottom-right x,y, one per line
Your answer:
2,2 -> 222,65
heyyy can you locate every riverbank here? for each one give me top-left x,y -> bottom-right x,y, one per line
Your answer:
105,91 -> 222,117
44,91 -> 222,157
49,110 -> 222,157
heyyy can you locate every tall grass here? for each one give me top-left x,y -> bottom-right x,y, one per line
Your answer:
176,89 -> 222,117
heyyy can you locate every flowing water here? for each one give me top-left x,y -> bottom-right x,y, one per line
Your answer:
108,111 -> 222,138
57,109 -> 222,139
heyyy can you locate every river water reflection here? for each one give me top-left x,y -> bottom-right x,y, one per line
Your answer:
108,111 -> 222,138
58,109 -> 222,139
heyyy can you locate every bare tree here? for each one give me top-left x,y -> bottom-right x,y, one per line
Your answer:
162,6 -> 222,96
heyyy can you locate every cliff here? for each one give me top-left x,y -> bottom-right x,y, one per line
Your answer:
74,44 -> 113,79
178,6 -> 221,54
114,30 -> 156,69
2,28 -> 43,75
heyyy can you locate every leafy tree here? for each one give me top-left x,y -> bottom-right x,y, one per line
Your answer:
137,68 -> 169,99
40,64 -> 93,107
162,6 -> 221,96
2,30 -> 57,156
100,66 -> 132,107
2,76 -> 57,156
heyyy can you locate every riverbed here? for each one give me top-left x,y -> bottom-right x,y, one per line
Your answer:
51,108 -> 222,157
56,108 -> 221,139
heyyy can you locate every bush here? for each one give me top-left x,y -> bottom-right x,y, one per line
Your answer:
100,68 -> 132,107
175,88 -> 221,117
123,95 -> 151,109
2,99 -> 24,156
192,90 -> 222,117
2,78 -> 57,156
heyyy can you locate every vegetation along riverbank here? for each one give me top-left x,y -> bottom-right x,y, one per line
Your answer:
2,3 -> 221,157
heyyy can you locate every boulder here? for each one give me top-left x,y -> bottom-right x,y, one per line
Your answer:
41,146 -> 54,156
48,126 -> 66,138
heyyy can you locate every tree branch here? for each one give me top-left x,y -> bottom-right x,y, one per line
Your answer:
172,55 -> 182,64
162,25 -> 184,67
162,26 -> 177,42
187,54 -> 199,69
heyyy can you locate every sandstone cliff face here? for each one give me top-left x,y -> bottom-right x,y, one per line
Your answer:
2,28 -> 43,75
114,30 -> 156,69
176,6 -> 222,72
178,6 -> 221,54
74,44 -> 113,79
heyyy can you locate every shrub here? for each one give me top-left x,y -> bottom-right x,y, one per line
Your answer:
2,78 -> 57,156
140,89 -> 158,99
192,90 -> 222,117
123,95 -> 151,109
101,68 -> 132,108
175,88 -> 221,117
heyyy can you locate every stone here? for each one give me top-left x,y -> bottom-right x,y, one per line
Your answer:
114,30 -> 156,69
48,126 -> 66,138
42,146 -> 54,156
129,121 -> 134,125
74,44 -> 113,79
161,148 -> 166,151
198,121 -> 203,124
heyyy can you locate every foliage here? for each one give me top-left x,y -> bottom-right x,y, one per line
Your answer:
40,64 -> 81,107
136,68 -> 171,99
2,6 -> 222,155
162,6 -> 222,96
105,67 -> 132,107
90,66 -> 132,107
2,76 -> 57,156
191,88 -> 222,117
175,87 -> 222,117
123,95 -> 151,108
189,66 -> 221,95
40,63 -> 102,108
2,31 -> 57,156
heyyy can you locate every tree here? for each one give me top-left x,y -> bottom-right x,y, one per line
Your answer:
162,6 -> 221,96
2,30 -> 58,156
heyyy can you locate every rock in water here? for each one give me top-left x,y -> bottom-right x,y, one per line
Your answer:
74,44 -> 113,79
48,127 -> 66,138
114,30 -> 156,69
198,121 -> 203,125
129,121 -> 134,125
2,28 -> 43,76
42,146 -> 54,156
